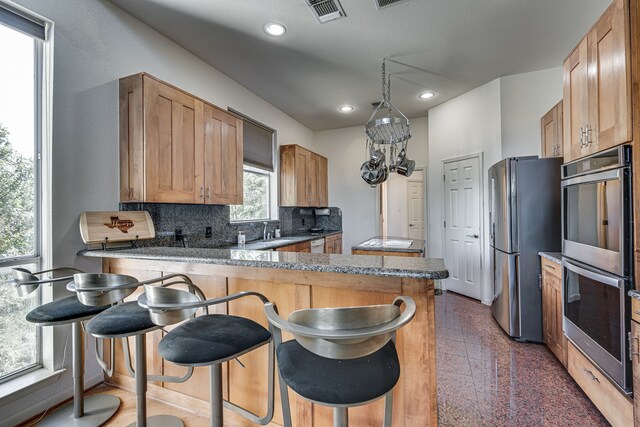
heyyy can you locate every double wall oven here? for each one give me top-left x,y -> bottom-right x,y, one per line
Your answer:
561,144 -> 633,394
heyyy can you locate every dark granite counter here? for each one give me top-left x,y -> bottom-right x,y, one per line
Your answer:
78,246 -> 448,280
221,230 -> 342,251
352,236 -> 425,254
539,252 -> 562,264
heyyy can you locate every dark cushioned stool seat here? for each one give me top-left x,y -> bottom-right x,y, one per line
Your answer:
26,295 -> 109,325
276,340 -> 400,406
158,314 -> 271,366
86,301 -> 157,338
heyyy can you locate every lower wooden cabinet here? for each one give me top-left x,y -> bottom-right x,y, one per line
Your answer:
567,341 -> 633,427
275,241 -> 311,253
324,233 -> 342,254
540,257 -> 567,367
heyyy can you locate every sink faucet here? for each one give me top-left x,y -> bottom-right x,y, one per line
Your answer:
263,222 -> 268,240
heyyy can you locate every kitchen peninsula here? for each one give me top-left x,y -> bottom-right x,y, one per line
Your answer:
79,247 -> 447,426
352,236 -> 426,257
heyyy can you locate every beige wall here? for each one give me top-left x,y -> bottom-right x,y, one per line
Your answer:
312,116 -> 429,251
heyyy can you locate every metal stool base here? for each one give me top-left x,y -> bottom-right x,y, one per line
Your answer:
37,394 -> 120,427
125,415 -> 184,427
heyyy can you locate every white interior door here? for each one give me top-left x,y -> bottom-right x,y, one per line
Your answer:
407,180 -> 424,240
444,156 -> 482,300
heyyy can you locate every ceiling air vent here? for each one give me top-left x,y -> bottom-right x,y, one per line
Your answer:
374,0 -> 408,9
306,0 -> 346,24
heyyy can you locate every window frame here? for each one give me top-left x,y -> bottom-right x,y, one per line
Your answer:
0,1 -> 51,385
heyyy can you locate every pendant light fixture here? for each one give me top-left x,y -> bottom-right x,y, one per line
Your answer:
361,59 -> 415,187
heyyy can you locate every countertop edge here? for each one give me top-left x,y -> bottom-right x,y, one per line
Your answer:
538,251 -> 562,264
78,249 -> 448,280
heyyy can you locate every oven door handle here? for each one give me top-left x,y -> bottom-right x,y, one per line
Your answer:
562,168 -> 621,187
562,259 -> 624,289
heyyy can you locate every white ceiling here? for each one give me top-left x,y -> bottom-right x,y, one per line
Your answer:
110,0 -> 610,131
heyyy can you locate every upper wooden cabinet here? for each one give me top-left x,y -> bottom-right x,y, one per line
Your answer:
120,73 -> 243,204
279,144 -> 328,207
541,101 -> 563,158
563,0 -> 632,162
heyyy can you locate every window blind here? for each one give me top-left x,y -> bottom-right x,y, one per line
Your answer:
0,3 -> 46,40
242,118 -> 275,172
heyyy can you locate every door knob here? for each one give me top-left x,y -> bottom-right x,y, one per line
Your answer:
466,234 -> 479,238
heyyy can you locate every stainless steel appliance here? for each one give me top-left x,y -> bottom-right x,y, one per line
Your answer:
561,145 -> 633,276
489,156 -> 563,342
562,258 -> 631,392
561,145 -> 633,393
311,238 -> 325,253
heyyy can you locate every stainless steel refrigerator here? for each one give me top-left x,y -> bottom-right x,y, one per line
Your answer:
489,156 -> 562,342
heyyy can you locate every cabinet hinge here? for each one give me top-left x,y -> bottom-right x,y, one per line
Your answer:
443,174 -> 446,182
538,273 -> 542,290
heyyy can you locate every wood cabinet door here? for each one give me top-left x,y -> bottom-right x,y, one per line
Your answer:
143,77 -> 204,203
541,105 -> 559,158
295,148 -> 310,207
587,0 -> 631,153
563,38 -> 589,162
555,101 -> 564,158
203,104 -> 243,205
334,237 -> 342,254
318,155 -> 328,207
307,153 -> 320,207
542,272 -> 554,347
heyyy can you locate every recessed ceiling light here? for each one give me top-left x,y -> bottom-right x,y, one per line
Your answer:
264,23 -> 286,37
339,105 -> 354,113
418,91 -> 435,100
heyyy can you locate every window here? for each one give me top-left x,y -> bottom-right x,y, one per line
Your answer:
0,2 -> 48,383
230,166 -> 271,221
229,111 -> 276,222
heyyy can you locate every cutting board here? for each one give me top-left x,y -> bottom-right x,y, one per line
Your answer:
79,211 -> 155,244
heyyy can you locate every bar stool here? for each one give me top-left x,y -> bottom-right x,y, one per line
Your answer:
68,273 -> 202,427
137,282 -> 275,427
8,267 -> 121,426
264,296 -> 416,427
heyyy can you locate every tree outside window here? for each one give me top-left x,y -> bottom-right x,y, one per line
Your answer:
230,168 -> 270,222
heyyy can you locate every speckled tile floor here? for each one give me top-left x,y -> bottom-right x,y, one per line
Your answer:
435,291 -> 609,426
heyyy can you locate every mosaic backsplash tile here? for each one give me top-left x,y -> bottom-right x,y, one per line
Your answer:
120,203 -> 341,248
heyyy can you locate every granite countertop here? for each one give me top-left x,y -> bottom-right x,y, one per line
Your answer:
539,252 -> 562,264
629,289 -> 640,300
221,230 -> 342,251
352,236 -> 425,253
78,246 -> 448,280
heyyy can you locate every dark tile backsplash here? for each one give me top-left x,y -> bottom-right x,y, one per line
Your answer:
120,203 -> 342,248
